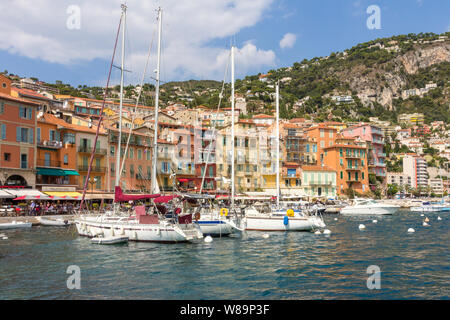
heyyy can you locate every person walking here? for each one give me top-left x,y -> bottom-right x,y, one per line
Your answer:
30,201 -> 36,216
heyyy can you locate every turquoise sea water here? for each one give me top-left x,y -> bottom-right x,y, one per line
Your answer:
0,209 -> 448,300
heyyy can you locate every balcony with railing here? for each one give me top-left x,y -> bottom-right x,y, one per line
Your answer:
78,146 -> 107,155
261,168 -> 275,175
37,158 -> 61,168
38,140 -> 63,149
345,153 -> 363,159
77,165 -> 107,173
309,181 -> 334,186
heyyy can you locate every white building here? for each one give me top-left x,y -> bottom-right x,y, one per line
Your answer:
403,155 -> 428,190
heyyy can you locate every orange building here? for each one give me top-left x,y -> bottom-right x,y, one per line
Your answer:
322,136 -> 370,196
36,113 -> 79,190
0,74 -> 39,187
107,127 -> 153,193
305,124 -> 338,158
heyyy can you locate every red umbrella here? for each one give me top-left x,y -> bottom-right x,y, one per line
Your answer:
13,196 -> 26,201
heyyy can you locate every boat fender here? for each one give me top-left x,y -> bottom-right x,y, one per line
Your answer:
220,208 -> 228,216
283,216 -> 289,226
156,228 -> 161,235
111,228 -> 115,236
120,227 -> 125,235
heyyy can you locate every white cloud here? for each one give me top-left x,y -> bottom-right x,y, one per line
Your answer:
279,33 -> 296,49
0,0 -> 275,82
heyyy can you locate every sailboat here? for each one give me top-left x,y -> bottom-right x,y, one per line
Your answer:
191,45 -> 242,237
241,83 -> 325,231
74,6 -> 203,243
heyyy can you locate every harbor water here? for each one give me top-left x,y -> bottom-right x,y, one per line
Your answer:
0,209 -> 448,299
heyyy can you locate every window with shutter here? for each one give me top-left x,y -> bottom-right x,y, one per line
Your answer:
1,124 -> 5,140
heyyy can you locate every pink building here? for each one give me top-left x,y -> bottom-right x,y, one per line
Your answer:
341,124 -> 386,179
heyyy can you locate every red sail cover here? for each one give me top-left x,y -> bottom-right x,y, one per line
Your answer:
114,186 -> 160,202
153,195 -> 179,203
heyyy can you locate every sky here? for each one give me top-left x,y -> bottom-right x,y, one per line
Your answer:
1,0 -> 449,88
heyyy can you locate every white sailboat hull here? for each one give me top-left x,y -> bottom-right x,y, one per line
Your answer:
75,216 -> 203,243
243,215 -> 323,231
195,220 -> 236,236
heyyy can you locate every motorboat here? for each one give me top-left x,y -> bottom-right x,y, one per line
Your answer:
183,195 -> 242,237
340,198 -> 399,215
410,201 -> 450,213
91,235 -> 129,245
38,217 -> 73,226
193,209 -> 242,237
0,221 -> 33,230
243,204 -> 326,231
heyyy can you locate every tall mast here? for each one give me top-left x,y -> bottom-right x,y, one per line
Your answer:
115,4 -> 127,188
276,82 -> 280,208
152,7 -> 162,194
231,46 -> 235,208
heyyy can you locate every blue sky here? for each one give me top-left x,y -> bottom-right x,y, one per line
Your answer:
1,0 -> 449,87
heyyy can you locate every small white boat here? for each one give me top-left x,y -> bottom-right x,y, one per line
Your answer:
340,198 -> 399,215
0,221 -> 33,230
194,209 -> 243,237
91,236 -> 129,245
410,201 -> 448,212
38,217 -> 73,227
243,206 -> 326,232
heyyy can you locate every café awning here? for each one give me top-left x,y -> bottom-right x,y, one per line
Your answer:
6,189 -> 52,200
36,168 -> 66,176
83,193 -> 114,200
44,191 -> 83,200
63,170 -> 80,176
0,190 -> 14,199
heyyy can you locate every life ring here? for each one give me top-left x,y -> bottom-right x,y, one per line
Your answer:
286,209 -> 294,217
220,208 -> 228,216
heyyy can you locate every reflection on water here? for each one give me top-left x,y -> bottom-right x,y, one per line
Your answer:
0,210 -> 448,299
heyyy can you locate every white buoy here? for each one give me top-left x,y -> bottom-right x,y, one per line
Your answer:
437,216 -> 442,221
314,230 -> 322,235
334,218 -> 338,221
420,214 -> 424,217
323,229 -> 331,235
372,220 -> 378,224
422,222 -> 429,227
359,224 -> 366,230
204,235 -> 213,243
407,228 -> 415,233
262,233 -> 270,239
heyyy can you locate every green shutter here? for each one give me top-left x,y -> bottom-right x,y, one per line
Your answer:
16,127 -> 21,142
1,124 -> 5,140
